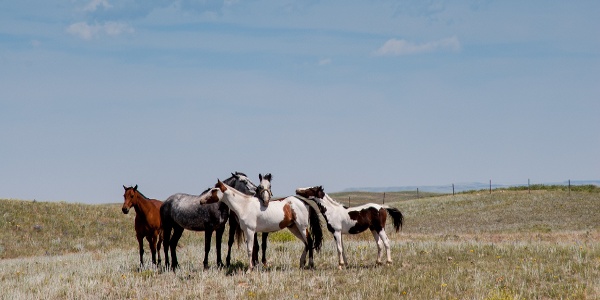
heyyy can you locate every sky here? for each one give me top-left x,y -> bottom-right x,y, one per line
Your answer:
1,0 -> 599,204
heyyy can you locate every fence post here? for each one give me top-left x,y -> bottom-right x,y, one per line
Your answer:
348,196 -> 350,207
489,180 -> 492,194
417,188 -> 419,198
528,179 -> 530,194
568,179 -> 571,195
452,184 -> 455,195
383,192 -> 385,205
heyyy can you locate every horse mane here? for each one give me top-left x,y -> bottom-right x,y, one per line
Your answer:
200,187 -> 211,196
322,193 -> 345,208
224,183 -> 255,200
125,186 -> 149,199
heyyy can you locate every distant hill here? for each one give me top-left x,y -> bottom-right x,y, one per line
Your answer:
342,180 -> 600,193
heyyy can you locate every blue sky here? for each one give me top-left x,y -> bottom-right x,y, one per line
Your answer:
1,1 -> 599,203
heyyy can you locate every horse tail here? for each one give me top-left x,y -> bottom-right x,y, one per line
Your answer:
234,218 -> 244,248
159,201 -> 172,268
385,206 -> 404,232
307,204 -> 323,252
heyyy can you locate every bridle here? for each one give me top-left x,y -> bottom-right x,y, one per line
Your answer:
256,185 -> 273,202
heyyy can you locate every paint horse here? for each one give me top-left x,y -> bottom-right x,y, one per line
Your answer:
122,185 -> 163,267
296,186 -> 403,269
160,173 -> 255,271
216,180 -> 323,272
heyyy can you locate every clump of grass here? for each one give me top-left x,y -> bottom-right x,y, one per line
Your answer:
268,230 -> 296,243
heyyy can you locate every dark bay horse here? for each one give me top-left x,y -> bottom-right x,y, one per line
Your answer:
296,186 -> 403,269
122,185 -> 163,267
161,172 -> 258,271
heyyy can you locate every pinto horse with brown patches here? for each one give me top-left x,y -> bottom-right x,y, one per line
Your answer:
216,180 -> 323,272
296,186 -> 403,269
122,185 -> 163,267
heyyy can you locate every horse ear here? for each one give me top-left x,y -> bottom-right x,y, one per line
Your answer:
216,179 -> 227,192
123,185 -> 127,190
265,173 -> 272,181
259,173 -> 263,181
134,185 -> 138,191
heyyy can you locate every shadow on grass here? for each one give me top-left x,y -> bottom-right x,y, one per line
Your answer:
225,261 -> 247,276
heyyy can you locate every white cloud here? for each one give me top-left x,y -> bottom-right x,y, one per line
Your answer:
66,21 -> 134,40
103,21 -> 135,36
318,58 -> 332,66
84,0 -> 113,12
374,36 -> 461,56
67,22 -> 97,40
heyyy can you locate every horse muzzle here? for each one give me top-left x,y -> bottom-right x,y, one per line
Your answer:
122,207 -> 130,214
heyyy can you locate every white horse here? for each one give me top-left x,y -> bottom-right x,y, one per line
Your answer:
215,180 -> 323,272
296,186 -> 403,269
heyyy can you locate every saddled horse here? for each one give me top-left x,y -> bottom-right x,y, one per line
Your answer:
122,185 -> 163,267
161,173 -> 256,271
216,180 -> 323,272
296,186 -> 403,269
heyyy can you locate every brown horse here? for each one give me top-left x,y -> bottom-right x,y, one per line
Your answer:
122,185 -> 163,267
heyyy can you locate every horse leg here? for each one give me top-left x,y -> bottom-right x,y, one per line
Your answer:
287,225 -> 308,268
203,229 -> 213,269
137,234 -> 145,268
251,232 -> 259,267
170,226 -> 184,271
333,231 -> 345,269
163,224 -> 172,270
147,234 -> 157,265
215,226 -> 226,268
244,229 -> 256,273
378,230 -> 393,264
157,231 -> 163,266
371,229 -> 384,265
261,233 -> 269,266
225,215 -> 238,267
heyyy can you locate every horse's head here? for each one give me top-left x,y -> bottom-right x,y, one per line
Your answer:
228,172 -> 257,195
296,186 -> 325,200
216,180 -> 228,193
207,187 -> 223,203
257,173 -> 273,207
122,185 -> 139,214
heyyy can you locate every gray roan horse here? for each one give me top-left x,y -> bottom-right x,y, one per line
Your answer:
161,172 -> 259,271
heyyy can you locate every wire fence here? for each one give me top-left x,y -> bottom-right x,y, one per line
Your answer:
342,179 -> 598,207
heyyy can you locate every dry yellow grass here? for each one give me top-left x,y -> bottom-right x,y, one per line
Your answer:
1,189 -> 599,299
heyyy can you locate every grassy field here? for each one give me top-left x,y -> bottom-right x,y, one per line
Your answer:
1,188 -> 599,299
